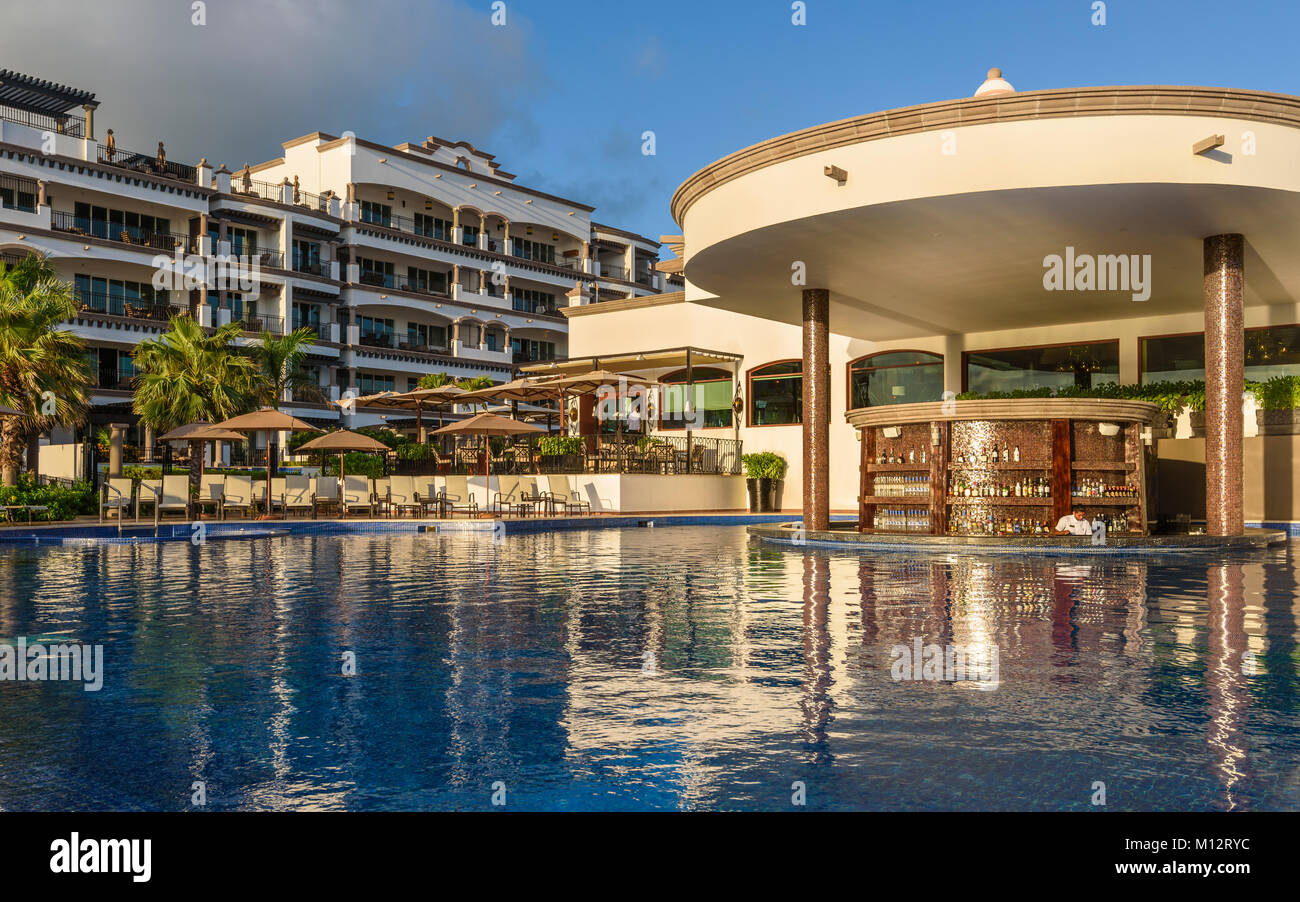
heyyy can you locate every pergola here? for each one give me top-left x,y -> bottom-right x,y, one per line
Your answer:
0,69 -> 98,137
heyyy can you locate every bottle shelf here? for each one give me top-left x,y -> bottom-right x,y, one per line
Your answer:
861,496 -> 932,506
866,463 -> 930,472
948,462 -> 1050,471
1070,496 -> 1140,506
947,497 -> 1052,506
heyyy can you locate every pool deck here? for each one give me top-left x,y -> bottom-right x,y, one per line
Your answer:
747,522 -> 1290,555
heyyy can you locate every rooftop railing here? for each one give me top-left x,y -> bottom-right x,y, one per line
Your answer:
97,143 -> 197,183
0,104 -> 86,138
225,177 -> 333,212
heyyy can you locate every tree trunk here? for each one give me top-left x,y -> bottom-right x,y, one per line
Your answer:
0,416 -> 24,487
188,440 -> 201,490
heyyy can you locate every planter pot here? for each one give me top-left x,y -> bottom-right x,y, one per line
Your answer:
1260,408 -> 1300,428
746,478 -> 760,512
758,477 -> 778,512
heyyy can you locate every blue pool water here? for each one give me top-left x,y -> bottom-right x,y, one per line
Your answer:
0,526 -> 1297,811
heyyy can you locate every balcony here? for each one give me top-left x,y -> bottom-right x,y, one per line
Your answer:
599,262 -> 629,281
228,177 -> 332,214
0,173 -> 39,212
237,312 -> 285,335
76,291 -> 179,323
52,210 -> 196,253
97,142 -> 197,183
0,104 -> 86,138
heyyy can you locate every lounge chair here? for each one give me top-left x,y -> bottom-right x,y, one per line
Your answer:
156,474 -> 191,523
385,476 -> 422,518
136,479 -> 162,520
491,476 -> 523,517
516,476 -> 545,516
440,475 -> 479,518
414,477 -> 442,517
373,477 -> 391,517
312,477 -> 340,518
194,474 -> 226,519
251,479 -> 268,516
99,477 -> 136,522
282,475 -> 314,518
222,474 -> 255,518
545,475 -> 591,516
269,477 -> 288,515
342,476 -> 374,517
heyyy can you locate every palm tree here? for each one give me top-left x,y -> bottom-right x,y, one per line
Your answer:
455,375 -> 495,392
0,254 -> 91,486
417,371 -> 454,390
133,316 -> 258,484
249,327 -> 319,408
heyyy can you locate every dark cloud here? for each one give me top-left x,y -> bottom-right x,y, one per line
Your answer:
0,0 -> 549,169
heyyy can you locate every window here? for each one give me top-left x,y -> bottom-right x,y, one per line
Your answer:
511,237 -> 556,265
513,288 -> 556,314
461,224 -> 479,247
965,341 -> 1120,393
749,361 -> 802,426
292,239 -> 321,274
0,178 -> 35,212
359,201 -> 392,227
849,351 -> 943,408
357,257 -> 395,289
357,315 -> 395,347
292,302 -> 320,333
1141,326 -> 1300,383
511,338 -> 555,363
660,367 -> 733,429
405,266 -> 447,295
74,275 -> 169,315
406,322 -> 446,350
357,373 -> 395,394
75,202 -> 170,240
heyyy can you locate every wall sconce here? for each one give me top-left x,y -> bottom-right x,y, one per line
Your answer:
386,189 -> 395,200
930,423 -> 941,446
551,232 -> 559,241
425,199 -> 433,210
1098,422 -> 1120,437
526,226 -> 533,235
882,426 -> 902,439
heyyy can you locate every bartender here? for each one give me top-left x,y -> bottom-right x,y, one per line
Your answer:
1053,508 -> 1093,536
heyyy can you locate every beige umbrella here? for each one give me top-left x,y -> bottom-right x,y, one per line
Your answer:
549,369 -> 650,469
296,428 -> 390,482
214,408 -> 322,514
157,422 -> 247,477
431,413 -> 544,478
339,385 -> 470,441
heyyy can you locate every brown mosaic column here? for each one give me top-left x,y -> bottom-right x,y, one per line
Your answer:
802,288 -> 830,531
1203,234 -> 1245,536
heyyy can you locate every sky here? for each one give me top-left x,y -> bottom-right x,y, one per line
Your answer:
3,0 -> 1299,246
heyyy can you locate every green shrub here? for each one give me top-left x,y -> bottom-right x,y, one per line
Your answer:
322,453 -> 385,478
950,378 -> 1300,414
1256,375 -> 1300,410
395,443 -> 430,461
538,436 -> 583,456
741,451 -> 787,480
0,476 -> 96,521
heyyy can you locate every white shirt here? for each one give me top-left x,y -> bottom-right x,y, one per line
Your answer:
1055,514 -> 1092,536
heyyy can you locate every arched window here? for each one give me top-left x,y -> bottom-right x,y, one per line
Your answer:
748,361 -> 802,426
848,351 -> 943,409
660,367 -> 733,429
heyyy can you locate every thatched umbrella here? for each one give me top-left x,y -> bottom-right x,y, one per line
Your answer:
213,407 -> 322,513
431,413 -> 544,478
296,428 -> 390,482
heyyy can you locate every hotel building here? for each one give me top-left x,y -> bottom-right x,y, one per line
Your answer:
549,70 -> 1300,532
0,68 -> 677,465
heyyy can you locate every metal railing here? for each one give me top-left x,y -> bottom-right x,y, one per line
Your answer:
76,290 -> 178,323
98,143 -> 197,183
599,262 -> 629,281
392,434 -> 743,477
238,312 -> 285,335
51,209 -> 196,252
225,177 -> 331,212
0,105 -> 85,137
0,173 -> 38,211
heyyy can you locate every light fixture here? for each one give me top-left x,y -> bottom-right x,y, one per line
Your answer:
930,423 -> 941,446
425,199 -> 433,210
1098,422 -> 1120,436
882,426 -> 902,439
551,232 -> 559,241
526,226 -> 533,235
386,189 -> 394,200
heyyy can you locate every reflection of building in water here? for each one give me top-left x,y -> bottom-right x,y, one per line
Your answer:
1206,562 -> 1250,810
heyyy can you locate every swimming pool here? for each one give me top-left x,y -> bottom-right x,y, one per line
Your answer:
0,526 -> 1296,811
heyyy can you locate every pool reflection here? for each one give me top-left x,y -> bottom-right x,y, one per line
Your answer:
0,528 -> 1296,811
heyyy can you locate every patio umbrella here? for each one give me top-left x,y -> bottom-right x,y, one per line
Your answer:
339,386 -> 470,441
0,402 -> 20,417
296,428 -> 390,482
549,369 -> 650,470
431,413 -> 544,478
214,408 -> 322,514
157,422 -> 247,477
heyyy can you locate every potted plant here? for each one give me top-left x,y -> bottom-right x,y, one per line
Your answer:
538,435 -> 584,472
741,451 -> 788,512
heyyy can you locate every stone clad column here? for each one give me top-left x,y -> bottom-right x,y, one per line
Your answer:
108,423 -> 127,478
802,289 -> 830,531
1203,234 -> 1245,536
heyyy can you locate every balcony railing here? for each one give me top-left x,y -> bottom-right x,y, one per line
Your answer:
76,291 -> 179,323
98,143 -> 197,183
358,270 -> 397,289
358,333 -> 395,349
0,173 -> 39,212
600,263 -> 629,281
237,312 -> 285,335
52,210 -> 197,252
0,104 -> 86,137
227,177 -> 332,213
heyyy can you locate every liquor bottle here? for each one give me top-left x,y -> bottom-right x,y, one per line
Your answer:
1013,445 -> 1021,463
992,446 -> 999,463
1002,444 -> 1009,464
